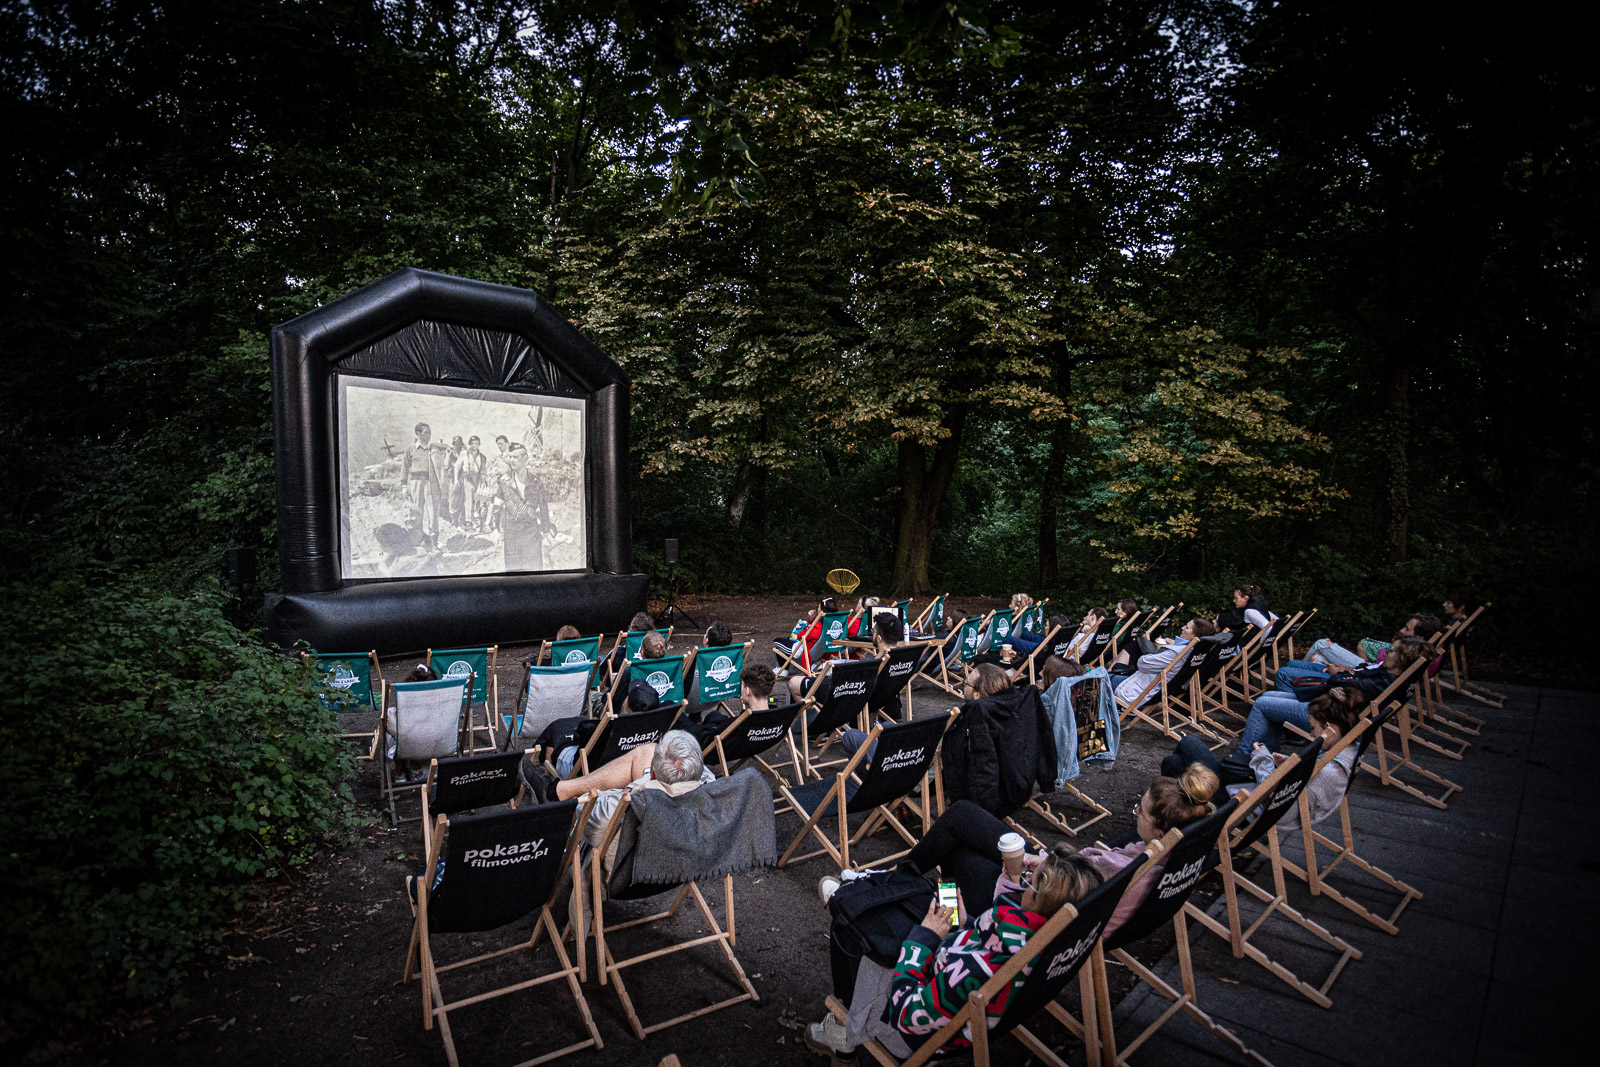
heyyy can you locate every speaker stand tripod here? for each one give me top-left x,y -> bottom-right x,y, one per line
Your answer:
656,564 -> 699,629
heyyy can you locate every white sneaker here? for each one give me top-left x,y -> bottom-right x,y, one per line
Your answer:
775,668 -> 791,679
804,1014 -> 854,1057
817,875 -> 842,906
839,867 -> 889,882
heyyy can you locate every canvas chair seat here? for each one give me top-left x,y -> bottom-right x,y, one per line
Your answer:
427,645 -> 498,754
778,712 -> 954,870
420,750 -> 528,859
304,649 -> 382,759
830,846 -> 1149,1067
868,645 -> 926,723
1355,654 -> 1462,809
911,616 -> 985,697
402,799 -> 601,1067
911,593 -> 948,637
797,658 -> 883,779
709,702 -> 805,787
688,641 -> 751,712
582,772 -> 768,1040
560,701 -> 683,779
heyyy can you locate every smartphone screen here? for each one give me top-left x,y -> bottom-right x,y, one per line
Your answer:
937,881 -> 959,927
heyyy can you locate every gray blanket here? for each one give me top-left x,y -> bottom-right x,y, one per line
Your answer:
625,766 -> 777,885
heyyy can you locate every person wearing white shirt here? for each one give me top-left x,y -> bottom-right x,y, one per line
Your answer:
1113,616 -> 1218,707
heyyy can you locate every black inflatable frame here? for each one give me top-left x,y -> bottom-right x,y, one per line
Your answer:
264,268 -> 646,655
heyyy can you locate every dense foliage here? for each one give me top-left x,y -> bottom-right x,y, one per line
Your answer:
0,0 -> 1594,1015
0,579 -> 355,1023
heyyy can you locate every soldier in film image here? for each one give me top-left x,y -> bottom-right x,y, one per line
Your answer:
338,377 -> 586,579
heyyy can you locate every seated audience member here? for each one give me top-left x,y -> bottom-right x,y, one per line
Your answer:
1163,689 -> 1365,833
555,623 -> 581,642
1218,583 -> 1277,634
1305,612 -> 1442,670
1036,654 -> 1086,692
1065,606 -> 1110,661
847,597 -> 882,641
1008,613 -> 1072,657
1109,598 -> 1142,666
1232,636 -> 1431,760
1076,762 -> 1220,938
687,663 -> 776,748
524,728 -> 714,848
1441,586 -> 1476,627
806,804 -> 1102,1059
776,597 -> 838,676
1113,617 -> 1217,708
535,678 -> 660,777
608,610 -> 660,668
384,662 -> 439,777
610,629 -> 669,710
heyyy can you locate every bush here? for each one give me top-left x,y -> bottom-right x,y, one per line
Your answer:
0,579 -> 357,1024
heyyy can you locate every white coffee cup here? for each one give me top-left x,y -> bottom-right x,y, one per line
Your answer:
997,831 -> 1026,862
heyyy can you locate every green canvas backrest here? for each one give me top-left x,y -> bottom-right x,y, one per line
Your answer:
814,611 -> 853,658
624,628 -> 671,661
429,647 -> 489,704
630,654 -> 686,705
308,652 -> 378,711
927,594 -> 946,633
693,643 -> 746,704
550,635 -> 602,686
1018,604 -> 1045,635
957,617 -> 984,663
988,609 -> 1015,645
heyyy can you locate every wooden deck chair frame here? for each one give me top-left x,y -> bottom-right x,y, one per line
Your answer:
777,712 -> 955,870
538,634 -> 605,688
1114,642 -> 1210,741
1017,623 -> 1065,686
500,661 -> 592,752
1385,661 -> 1473,762
427,646 -> 499,753
559,701 -> 684,780
586,791 -> 760,1040
1140,603 -> 1183,644
1270,716 -> 1422,936
1180,630 -> 1257,737
1357,656 -> 1462,808
774,610 -> 852,678
1212,622 -> 1275,712
419,751 -> 529,861
380,676 -> 473,827
1253,609 -> 1315,688
687,640 -> 753,714
868,644 -> 927,724
1081,615 -> 1119,669
402,797 -> 602,1067
911,616 -> 985,697
1416,637 -> 1484,740
1106,608 -> 1144,665
795,657 -> 885,780
708,701 -> 806,790
1184,739 -> 1361,1009
303,649 -> 382,759
1086,800 -> 1273,1067
1435,603 -> 1505,707
825,845 -> 1152,1067
911,593 -> 949,635
1013,673 -> 1116,842
1159,636 -> 1235,744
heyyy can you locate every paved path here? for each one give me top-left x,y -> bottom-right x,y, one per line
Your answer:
1112,683 -> 1598,1066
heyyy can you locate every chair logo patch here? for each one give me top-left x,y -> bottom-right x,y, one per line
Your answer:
446,660 -> 474,679
706,655 -> 736,683
888,659 -> 916,678
448,767 -> 507,786
563,649 -> 590,664
463,838 -> 548,867
833,679 -> 868,698
827,620 -> 845,639
616,731 -> 661,748
646,670 -> 673,695
746,725 -> 785,742
329,665 -> 358,690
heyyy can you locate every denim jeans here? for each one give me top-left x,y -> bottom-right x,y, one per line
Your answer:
1306,638 -> 1364,668
1275,661 -> 1331,692
841,727 -> 877,763
1236,692 -> 1311,758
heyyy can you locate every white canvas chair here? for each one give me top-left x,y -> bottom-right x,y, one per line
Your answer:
499,661 -> 592,750
380,677 -> 471,826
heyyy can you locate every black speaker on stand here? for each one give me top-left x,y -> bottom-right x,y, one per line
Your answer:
656,538 -> 698,629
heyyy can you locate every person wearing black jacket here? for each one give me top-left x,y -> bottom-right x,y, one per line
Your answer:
938,663 -> 1058,819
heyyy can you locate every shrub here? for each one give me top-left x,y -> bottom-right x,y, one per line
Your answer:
0,579 -> 356,1024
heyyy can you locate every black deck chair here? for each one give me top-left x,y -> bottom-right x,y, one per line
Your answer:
868,645 -> 926,724
1017,624 -> 1066,685
420,751 -> 527,859
551,701 -> 683,779
707,700 -> 806,787
826,848 -> 1148,1067
777,712 -> 954,870
1168,631 -> 1242,739
1185,736 -> 1361,1009
797,658 -> 882,779
1082,615 -> 1118,668
1355,654 -> 1462,809
1083,799 -> 1274,1067
402,799 -> 602,1066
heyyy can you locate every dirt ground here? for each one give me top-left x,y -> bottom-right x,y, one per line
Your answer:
36,594 -> 1192,1067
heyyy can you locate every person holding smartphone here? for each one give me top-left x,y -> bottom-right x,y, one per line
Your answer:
806,799 -> 1101,1059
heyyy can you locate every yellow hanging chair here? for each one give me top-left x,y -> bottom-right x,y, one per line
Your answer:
826,568 -> 861,595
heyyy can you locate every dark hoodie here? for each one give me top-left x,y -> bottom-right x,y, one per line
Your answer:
940,686 -> 1058,819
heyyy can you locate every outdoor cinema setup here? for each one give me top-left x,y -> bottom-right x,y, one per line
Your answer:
264,268 -> 646,654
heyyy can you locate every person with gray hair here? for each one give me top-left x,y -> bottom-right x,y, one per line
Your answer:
531,729 -> 714,846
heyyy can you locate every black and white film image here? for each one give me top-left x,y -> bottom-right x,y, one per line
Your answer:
337,377 -> 586,579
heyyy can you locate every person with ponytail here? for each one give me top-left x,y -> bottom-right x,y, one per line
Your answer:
1078,763 -> 1220,938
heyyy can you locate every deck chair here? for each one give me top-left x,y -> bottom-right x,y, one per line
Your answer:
1081,615 -> 1118,668
427,646 -> 498,753
1272,714 -> 1422,935
911,593 -> 948,636
541,634 -> 604,687
894,598 -> 914,635
1086,799 -> 1272,1067
982,609 -> 1016,653
420,751 -> 528,860
1208,623 -> 1269,718
604,627 -> 674,686
1185,737 -> 1361,1009
1357,655 -> 1462,809
402,799 -> 601,1066
868,645 -> 926,724
585,773 -> 766,1039
304,649 -> 382,759
1176,631 -> 1251,737
1017,624 -> 1066,685
1107,609 -> 1143,663
561,701 -> 684,779
500,661 -> 592,750
777,712 -> 954,869
687,641 -> 751,713
827,847 -> 1149,1067
795,658 -> 883,779
708,701 -> 806,786
912,616 -> 985,697
1114,640 -> 1208,740
775,610 -> 853,676
608,650 -> 689,709
1436,603 -> 1504,707
381,677 -> 472,826
1026,670 -> 1116,839
1015,601 -> 1048,638
1255,609 -> 1314,684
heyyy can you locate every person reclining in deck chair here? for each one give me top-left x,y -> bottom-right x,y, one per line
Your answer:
1006,612 -> 1071,658
608,611 -> 659,670
683,618 -> 735,724
1063,606 -> 1110,661
1303,612 -> 1442,670
536,678 -> 660,776
1217,583 -> 1278,634
775,597 -> 837,678
805,821 -> 1103,1060
1108,598 -> 1144,668
685,663 -> 775,749
610,629 -> 669,711
1163,689 -> 1365,834
927,663 -> 1055,820
1230,635 -> 1431,760
1113,616 -> 1217,708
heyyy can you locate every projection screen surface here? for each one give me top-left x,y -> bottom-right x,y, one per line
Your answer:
337,375 -> 586,580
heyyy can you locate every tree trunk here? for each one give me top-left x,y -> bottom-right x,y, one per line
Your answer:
1037,414 -> 1067,587
1383,359 -> 1411,563
891,405 -> 967,595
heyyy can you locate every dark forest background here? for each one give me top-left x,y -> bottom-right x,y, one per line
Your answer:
0,0 -> 1596,1027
